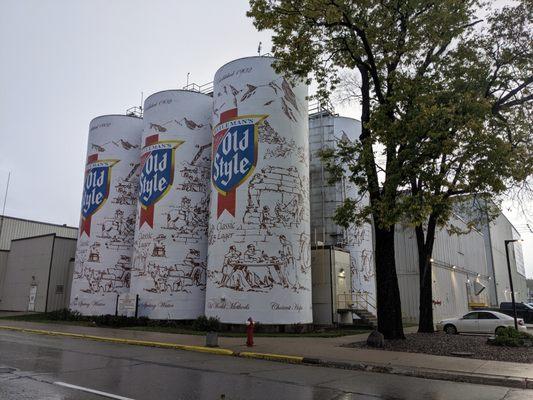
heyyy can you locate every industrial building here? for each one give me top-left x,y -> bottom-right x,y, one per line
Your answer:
395,217 -> 491,324
0,216 -> 78,311
2,56 -> 528,327
308,109 -> 528,326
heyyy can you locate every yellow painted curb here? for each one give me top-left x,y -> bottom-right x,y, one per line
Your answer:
239,351 -> 303,363
0,325 -> 234,356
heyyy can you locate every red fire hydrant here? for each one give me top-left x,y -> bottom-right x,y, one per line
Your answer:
246,317 -> 254,347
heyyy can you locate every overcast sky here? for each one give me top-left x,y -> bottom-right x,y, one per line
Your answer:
0,0 -> 531,277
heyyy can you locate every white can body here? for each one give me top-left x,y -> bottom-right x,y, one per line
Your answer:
206,57 -> 312,324
333,117 -> 376,306
130,90 -> 211,319
70,115 -> 143,315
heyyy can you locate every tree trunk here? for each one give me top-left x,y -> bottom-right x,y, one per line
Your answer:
374,225 -> 405,339
416,217 -> 437,333
357,65 -> 404,339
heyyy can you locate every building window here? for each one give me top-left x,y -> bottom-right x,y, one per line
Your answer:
55,285 -> 64,294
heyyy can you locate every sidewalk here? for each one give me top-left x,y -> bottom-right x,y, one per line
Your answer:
0,320 -> 532,389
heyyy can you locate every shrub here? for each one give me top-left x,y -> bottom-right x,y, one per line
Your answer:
89,314 -> 143,328
493,327 -> 533,347
253,322 -> 263,333
46,308 -> 83,321
192,315 -> 221,332
291,323 -> 305,334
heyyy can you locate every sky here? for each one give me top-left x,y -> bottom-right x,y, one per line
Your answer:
0,0 -> 531,277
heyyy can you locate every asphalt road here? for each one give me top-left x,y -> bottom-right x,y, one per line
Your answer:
0,330 -> 532,400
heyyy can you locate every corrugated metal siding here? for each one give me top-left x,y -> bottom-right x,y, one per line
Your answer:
397,273 -> 419,323
0,216 -> 77,251
0,250 -> 8,300
46,237 -> 77,311
395,216 -> 489,322
0,235 -> 54,311
432,267 -> 468,321
488,213 -> 528,303
395,225 -> 419,274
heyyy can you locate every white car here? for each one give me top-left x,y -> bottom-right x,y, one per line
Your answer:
437,311 -> 527,334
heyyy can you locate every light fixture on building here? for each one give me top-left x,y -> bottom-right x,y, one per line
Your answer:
477,273 -> 480,277
452,265 -> 456,269
488,276 -> 492,280
430,258 -> 434,263
338,268 -> 345,278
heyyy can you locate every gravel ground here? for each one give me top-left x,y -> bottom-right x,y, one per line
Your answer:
347,332 -> 533,363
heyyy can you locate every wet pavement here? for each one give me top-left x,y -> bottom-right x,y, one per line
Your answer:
0,330 -> 532,400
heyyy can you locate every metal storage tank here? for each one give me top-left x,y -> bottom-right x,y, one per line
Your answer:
309,113 -> 376,318
130,90 -> 211,319
70,115 -> 143,315
206,56 -> 311,324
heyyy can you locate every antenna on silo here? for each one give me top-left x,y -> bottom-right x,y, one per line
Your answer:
140,91 -> 144,114
186,72 -> 190,88
258,41 -> 262,55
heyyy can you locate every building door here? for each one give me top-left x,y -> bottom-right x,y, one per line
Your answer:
28,285 -> 37,311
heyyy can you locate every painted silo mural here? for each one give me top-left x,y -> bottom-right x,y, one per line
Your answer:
333,117 -> 376,305
130,90 -> 211,319
70,115 -> 143,315
206,56 -> 312,324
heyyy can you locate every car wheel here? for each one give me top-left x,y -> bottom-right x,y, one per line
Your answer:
444,324 -> 457,334
495,326 -> 506,335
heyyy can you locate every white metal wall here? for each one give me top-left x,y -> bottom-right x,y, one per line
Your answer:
396,216 -> 490,323
488,213 -> 527,304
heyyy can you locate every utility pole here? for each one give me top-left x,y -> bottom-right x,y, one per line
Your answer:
504,239 -> 523,330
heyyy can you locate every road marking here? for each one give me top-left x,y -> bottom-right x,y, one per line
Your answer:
54,381 -> 135,400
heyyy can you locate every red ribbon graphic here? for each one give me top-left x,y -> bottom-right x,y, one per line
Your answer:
80,153 -> 98,237
139,134 -> 159,228
216,109 -> 238,218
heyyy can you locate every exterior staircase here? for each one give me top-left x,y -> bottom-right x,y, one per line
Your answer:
353,308 -> 378,328
337,293 -> 378,328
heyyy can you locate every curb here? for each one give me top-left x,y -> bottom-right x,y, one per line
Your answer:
0,325 -> 234,356
316,359 -> 533,390
238,351 -> 303,363
1,324 -> 531,389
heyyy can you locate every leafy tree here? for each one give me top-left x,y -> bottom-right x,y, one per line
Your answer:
248,0 -> 532,338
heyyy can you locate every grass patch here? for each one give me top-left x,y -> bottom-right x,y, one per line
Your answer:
121,325 -> 372,338
0,310 -> 372,337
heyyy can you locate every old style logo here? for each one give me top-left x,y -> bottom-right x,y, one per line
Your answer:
212,108 -> 267,217
139,134 -> 184,228
80,154 -> 118,237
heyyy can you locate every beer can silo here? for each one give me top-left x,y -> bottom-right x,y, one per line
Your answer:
130,90 -> 212,319
70,115 -> 143,315
333,117 -> 376,306
206,56 -> 312,324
